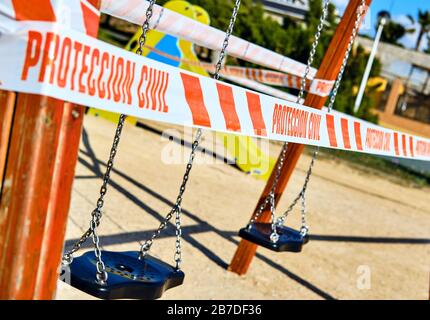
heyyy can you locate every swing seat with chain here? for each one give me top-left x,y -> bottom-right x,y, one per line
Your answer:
237,0 -> 365,254
61,251 -> 184,300
239,223 -> 309,252
234,1 -> 324,253
59,0 -> 242,300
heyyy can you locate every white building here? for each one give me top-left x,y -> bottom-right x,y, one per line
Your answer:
260,0 -> 310,23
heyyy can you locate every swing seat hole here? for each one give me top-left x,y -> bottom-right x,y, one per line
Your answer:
115,264 -> 134,273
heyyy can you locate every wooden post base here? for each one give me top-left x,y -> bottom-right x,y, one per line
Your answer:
0,0 -> 100,299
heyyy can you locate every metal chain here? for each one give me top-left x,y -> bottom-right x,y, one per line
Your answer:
247,0 -> 330,242
62,115 -> 127,284
297,0 -> 330,103
275,147 -> 319,234
139,130 -> 202,268
269,190 -> 279,243
213,0 -> 241,80
277,0 -> 367,237
139,0 -> 242,269
247,145 -> 287,227
136,0 -> 157,56
62,0 -> 158,284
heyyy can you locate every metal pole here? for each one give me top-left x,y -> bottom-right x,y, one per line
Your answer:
422,71 -> 430,94
353,17 -> 386,113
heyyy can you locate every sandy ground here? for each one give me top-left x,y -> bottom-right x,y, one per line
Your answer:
56,115 -> 430,300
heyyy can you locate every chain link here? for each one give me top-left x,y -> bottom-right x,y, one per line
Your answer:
62,0 -> 158,284
275,148 -> 318,234
275,0 -> 367,238
139,0 -> 242,268
327,0 -> 366,112
136,0 -> 156,56
247,0 -> 330,241
297,0 -> 329,103
63,116 -> 126,263
213,0 -> 241,80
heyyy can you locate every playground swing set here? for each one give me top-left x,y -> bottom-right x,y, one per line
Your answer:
7,0 -> 427,300
57,0 -> 365,300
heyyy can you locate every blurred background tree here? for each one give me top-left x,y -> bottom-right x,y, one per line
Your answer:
415,10 -> 430,51
380,19 -> 411,46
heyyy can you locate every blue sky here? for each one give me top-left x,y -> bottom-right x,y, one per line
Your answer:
332,0 -> 430,50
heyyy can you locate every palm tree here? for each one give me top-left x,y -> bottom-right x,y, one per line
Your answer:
415,10 -> 430,51
377,10 -> 414,46
426,34 -> 430,54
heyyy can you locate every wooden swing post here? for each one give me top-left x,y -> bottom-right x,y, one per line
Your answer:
228,0 -> 372,275
0,0 -> 101,299
0,92 -> 15,190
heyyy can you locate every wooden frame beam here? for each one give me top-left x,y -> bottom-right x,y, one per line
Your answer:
0,91 -> 15,192
0,0 -> 100,299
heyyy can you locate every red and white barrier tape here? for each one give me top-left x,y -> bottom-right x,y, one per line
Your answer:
220,74 -> 299,103
141,45 -> 333,96
0,0 -> 99,36
1,23 -> 429,161
220,65 -> 333,96
138,45 -> 301,101
100,0 -> 317,78
2,0 -> 331,96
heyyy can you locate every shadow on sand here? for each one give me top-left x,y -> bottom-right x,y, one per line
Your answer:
67,127 -> 429,300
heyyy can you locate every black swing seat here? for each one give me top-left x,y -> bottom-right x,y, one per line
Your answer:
60,250 -> 184,300
239,223 -> 309,252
